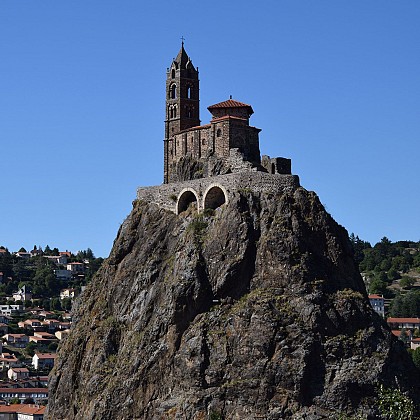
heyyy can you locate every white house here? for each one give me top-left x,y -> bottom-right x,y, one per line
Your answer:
8,367 -> 29,381
59,288 -> 76,300
66,262 -> 85,274
32,353 -> 57,370
45,255 -> 67,265
12,285 -> 32,303
368,294 -> 385,317
0,305 -> 23,316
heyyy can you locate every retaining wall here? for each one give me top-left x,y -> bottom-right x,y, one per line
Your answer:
137,172 -> 300,214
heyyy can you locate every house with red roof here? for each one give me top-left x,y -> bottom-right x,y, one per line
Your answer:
8,367 -> 29,381
387,317 -> 420,330
368,294 -> 385,317
32,353 -> 57,370
0,403 -> 46,419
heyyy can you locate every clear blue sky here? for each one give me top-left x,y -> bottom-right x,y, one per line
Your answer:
1,1 -> 419,257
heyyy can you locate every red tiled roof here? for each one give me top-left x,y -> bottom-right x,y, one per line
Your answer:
387,317 -> 420,323
34,352 -> 57,359
411,338 -> 420,342
0,388 -> 47,393
208,99 -> 252,109
368,294 -> 383,299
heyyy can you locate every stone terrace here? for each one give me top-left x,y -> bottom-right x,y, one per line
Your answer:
137,172 -> 300,214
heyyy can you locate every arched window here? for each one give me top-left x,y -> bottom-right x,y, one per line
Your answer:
170,107 -> 174,118
171,69 -> 175,79
171,84 -> 177,99
173,106 -> 177,118
216,128 -> 222,137
186,107 -> 193,118
187,86 -> 192,99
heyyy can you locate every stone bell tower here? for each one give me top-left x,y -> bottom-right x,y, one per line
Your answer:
164,42 -> 200,184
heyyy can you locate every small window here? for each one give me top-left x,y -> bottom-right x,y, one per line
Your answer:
170,107 -> 174,118
187,86 -> 192,99
202,138 -> 205,145
171,69 -> 175,79
173,106 -> 177,118
216,128 -> 222,137
171,84 -> 177,99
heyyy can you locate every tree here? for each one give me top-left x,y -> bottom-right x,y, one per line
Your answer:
61,297 -> 72,311
412,347 -> 420,369
25,341 -> 37,357
369,277 -> 388,295
387,268 -> 400,281
50,297 -> 62,311
48,342 -> 58,351
400,276 -> 416,290
390,291 -> 420,318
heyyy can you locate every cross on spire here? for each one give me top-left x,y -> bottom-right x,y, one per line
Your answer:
181,36 -> 185,46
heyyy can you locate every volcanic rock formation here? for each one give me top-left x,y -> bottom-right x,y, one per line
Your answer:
47,186 -> 419,419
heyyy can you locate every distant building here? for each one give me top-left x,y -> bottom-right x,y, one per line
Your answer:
60,288 -> 76,300
0,403 -> 46,419
66,262 -> 85,274
14,252 -> 31,260
32,353 -> 57,370
0,305 -> 24,316
54,269 -> 72,280
12,285 -> 32,302
45,255 -> 68,265
387,318 -> 420,330
8,367 -> 29,381
2,333 -> 29,348
411,337 -> 420,350
368,294 -> 385,317
55,329 -> 70,340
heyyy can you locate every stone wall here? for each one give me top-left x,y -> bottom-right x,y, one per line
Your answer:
137,172 -> 300,214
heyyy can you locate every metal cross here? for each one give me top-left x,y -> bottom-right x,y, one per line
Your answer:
181,36 -> 185,46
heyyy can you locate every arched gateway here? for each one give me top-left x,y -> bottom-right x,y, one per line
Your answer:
203,184 -> 228,210
176,188 -> 199,214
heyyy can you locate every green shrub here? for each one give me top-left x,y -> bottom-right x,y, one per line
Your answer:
377,384 -> 415,420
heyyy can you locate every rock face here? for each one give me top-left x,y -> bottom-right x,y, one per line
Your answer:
47,186 -> 419,419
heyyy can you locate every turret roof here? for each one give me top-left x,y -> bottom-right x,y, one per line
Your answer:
174,43 -> 190,69
207,99 -> 254,115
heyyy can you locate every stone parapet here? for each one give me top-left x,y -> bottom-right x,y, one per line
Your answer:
137,172 -> 300,214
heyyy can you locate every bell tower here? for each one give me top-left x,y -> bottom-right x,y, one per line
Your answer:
164,42 -> 200,183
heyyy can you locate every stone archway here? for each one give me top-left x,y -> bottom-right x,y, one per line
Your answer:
177,188 -> 199,215
203,184 -> 228,210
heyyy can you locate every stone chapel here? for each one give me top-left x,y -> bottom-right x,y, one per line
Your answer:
163,42 -> 290,184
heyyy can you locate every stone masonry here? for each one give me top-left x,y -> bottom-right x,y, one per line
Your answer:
137,172 -> 300,214
149,43 -> 297,214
